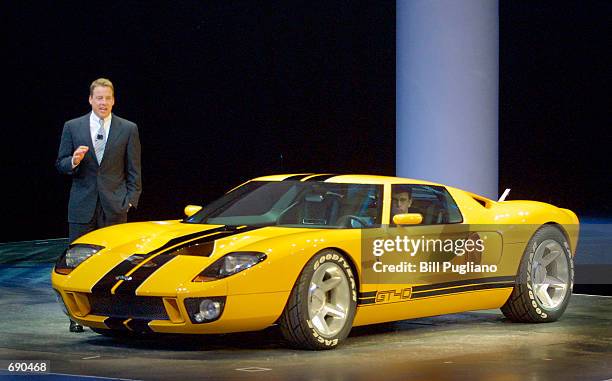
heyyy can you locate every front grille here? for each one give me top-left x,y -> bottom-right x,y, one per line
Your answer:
88,294 -> 169,320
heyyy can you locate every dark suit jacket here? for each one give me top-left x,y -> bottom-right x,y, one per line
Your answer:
56,113 -> 142,224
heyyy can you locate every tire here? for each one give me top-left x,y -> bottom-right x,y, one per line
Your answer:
501,225 -> 574,322
279,249 -> 357,350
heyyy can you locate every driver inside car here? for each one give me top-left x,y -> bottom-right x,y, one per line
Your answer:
392,187 -> 413,218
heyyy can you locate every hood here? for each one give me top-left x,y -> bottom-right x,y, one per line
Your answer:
73,220 -> 222,252
64,221 -> 327,294
73,221 -> 323,256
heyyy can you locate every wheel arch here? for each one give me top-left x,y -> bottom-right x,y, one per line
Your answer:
324,246 -> 361,295
542,222 -> 574,256
510,222 -> 573,281
274,246 -> 361,324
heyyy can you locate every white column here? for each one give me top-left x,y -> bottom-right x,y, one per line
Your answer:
396,0 -> 499,198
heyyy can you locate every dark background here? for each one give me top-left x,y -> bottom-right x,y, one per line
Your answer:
1,0 -> 609,242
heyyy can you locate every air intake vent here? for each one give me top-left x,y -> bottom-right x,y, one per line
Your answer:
89,294 -> 169,320
473,197 -> 487,207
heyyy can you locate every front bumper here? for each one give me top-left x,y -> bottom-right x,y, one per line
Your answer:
54,288 -> 289,334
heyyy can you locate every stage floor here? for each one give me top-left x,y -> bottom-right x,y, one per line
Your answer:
0,281 -> 610,380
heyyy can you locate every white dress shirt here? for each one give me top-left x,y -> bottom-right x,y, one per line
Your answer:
72,112 -> 112,168
89,112 -> 112,145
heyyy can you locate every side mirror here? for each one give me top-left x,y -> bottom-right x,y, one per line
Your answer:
393,213 -> 423,225
184,205 -> 203,218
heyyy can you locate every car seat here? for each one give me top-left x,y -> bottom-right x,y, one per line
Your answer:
301,193 -> 341,226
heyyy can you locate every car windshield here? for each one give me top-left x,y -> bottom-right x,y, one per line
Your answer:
185,181 -> 383,229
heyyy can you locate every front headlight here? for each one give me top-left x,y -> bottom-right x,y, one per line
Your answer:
192,252 -> 267,282
55,244 -> 104,275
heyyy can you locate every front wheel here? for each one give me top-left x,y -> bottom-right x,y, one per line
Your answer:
501,225 -> 574,322
279,249 -> 357,350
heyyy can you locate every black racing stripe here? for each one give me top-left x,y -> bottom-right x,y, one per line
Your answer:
411,282 -> 515,299
91,261 -> 138,295
359,291 -> 377,298
162,228 -> 254,255
114,226 -> 262,295
113,254 -> 176,295
358,298 -> 376,305
303,174 -> 338,182
104,317 -> 129,331
126,319 -> 154,333
283,174 -> 313,181
159,226 -> 260,259
90,226 -> 229,295
171,240 -> 215,257
411,276 -> 515,293
149,226 -> 229,255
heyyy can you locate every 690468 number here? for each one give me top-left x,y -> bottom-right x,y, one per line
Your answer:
7,361 -> 48,372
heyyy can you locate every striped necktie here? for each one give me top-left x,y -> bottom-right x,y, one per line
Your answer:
94,118 -> 106,164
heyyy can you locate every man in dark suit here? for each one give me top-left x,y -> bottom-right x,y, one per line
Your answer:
56,78 -> 142,332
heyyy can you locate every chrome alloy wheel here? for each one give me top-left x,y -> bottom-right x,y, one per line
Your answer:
308,262 -> 351,336
531,239 -> 570,309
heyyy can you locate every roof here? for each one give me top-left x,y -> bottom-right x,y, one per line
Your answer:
251,173 -> 443,186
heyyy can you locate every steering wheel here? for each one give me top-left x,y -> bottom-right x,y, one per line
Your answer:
336,215 -> 369,228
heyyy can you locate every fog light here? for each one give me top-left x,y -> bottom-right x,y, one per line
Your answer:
184,296 -> 226,324
194,299 -> 221,322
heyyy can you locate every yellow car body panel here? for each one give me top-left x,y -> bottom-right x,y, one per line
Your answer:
52,174 -> 579,335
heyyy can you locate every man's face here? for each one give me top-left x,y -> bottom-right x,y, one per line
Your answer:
393,192 -> 412,214
89,86 -> 115,119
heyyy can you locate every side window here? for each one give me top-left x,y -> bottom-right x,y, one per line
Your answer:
391,184 -> 462,225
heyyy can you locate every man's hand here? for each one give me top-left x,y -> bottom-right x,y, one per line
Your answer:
72,146 -> 89,166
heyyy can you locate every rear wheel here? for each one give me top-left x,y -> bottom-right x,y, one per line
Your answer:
279,249 -> 357,350
501,225 -> 574,322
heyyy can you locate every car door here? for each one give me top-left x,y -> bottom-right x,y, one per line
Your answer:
361,184 -> 503,322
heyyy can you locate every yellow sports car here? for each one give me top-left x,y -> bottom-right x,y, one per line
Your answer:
52,174 -> 579,349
